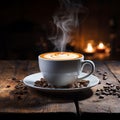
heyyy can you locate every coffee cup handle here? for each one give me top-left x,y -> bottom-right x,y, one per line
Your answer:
79,60 -> 95,79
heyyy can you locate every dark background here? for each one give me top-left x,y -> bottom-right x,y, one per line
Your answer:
0,0 -> 120,60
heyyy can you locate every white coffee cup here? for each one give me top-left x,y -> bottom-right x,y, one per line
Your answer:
38,52 -> 95,87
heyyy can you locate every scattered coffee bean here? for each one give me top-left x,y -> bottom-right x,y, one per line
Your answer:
106,82 -> 112,85
98,80 -> 101,84
103,85 -> 108,89
79,80 -> 89,86
111,87 -> 116,92
95,92 -> 101,96
116,85 -> 120,90
98,72 -> 102,75
34,78 -> 89,88
34,78 -> 52,88
105,92 -> 109,95
110,84 -> 114,87
12,77 -> 17,80
95,70 -> 120,99
100,89 -> 103,92
12,77 -> 21,82
101,91 -> 107,95
10,81 -> 29,101
6,85 -> 11,88
99,95 -> 104,99
96,89 -> 101,92
95,81 -> 120,99
69,80 -> 90,88
103,76 -> 108,80
103,72 -> 107,75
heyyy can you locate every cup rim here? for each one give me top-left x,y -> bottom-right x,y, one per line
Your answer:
38,52 -> 84,61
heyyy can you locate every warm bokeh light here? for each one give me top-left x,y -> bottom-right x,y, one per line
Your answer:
97,42 -> 105,49
84,43 -> 95,53
97,42 -> 106,53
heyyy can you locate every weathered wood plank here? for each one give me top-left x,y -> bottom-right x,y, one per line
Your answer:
0,60 -> 120,114
79,61 -> 120,113
1,60 -> 75,113
0,61 -> 15,95
105,61 -> 120,83
0,60 -> 29,112
0,60 -> 16,112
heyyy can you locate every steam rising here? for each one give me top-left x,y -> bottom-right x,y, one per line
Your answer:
49,0 -> 87,51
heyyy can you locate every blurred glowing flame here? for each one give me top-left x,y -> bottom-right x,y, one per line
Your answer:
85,43 -> 95,53
97,42 -> 105,49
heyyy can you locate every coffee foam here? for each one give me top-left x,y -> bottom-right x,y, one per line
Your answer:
40,52 -> 82,60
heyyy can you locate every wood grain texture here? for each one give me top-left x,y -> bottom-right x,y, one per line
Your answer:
105,61 -> 120,83
0,60 -> 120,115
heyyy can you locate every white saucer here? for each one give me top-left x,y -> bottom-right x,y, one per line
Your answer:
23,72 -> 99,93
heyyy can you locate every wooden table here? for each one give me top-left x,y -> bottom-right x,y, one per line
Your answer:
0,60 -> 120,120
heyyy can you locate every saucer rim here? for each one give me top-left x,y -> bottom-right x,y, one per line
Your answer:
23,72 -> 100,93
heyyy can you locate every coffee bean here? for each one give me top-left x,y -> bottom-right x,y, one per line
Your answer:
105,92 -> 110,95
101,91 -> 106,95
98,72 -> 102,75
6,85 -> 11,88
106,82 -> 112,85
103,76 -> 108,80
98,80 -> 101,84
100,89 -> 104,92
116,85 -> 120,90
95,92 -> 101,96
103,73 -> 107,76
118,94 -> 120,98
96,89 -> 101,92
110,84 -> 114,87
103,72 -> 107,75
111,87 -> 116,92
95,80 -> 120,99
99,95 -> 104,99
103,85 -> 109,89
12,77 -> 17,80
34,78 -> 89,88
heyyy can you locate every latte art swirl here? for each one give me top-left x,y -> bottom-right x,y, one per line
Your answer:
40,52 -> 82,60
